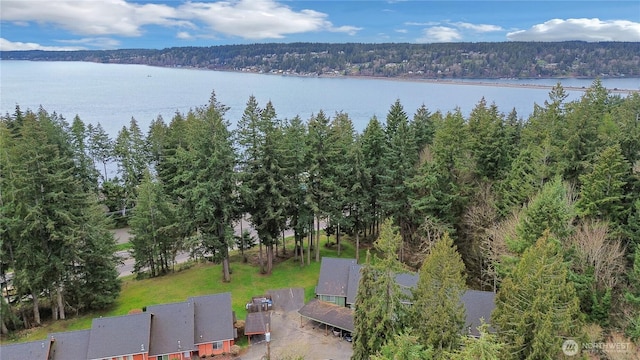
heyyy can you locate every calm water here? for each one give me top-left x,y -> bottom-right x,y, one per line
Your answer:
1,60 -> 638,137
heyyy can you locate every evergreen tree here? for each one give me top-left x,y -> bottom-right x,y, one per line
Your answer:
236,97 -> 287,273
113,118 -> 148,216
576,144 -> 630,231
496,146 -> 544,217
427,109 -> 473,232
360,116 -> 386,237
411,233 -> 467,357
70,115 -> 99,192
327,112 -> 356,255
87,122 -> 113,182
129,170 -> 178,277
352,219 -> 409,359
559,79 -> 609,183
281,115 -> 312,265
411,104 -> 436,155
1,108 -> 121,327
381,100 -> 418,249
371,330 -> 434,360
306,110 -> 334,262
172,92 -> 238,282
447,322 -> 505,360
508,177 -> 573,254
493,233 -> 583,360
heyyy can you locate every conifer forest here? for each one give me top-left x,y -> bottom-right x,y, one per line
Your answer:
2,79 -> 640,358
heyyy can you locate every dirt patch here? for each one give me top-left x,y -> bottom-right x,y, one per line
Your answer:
236,288 -> 352,360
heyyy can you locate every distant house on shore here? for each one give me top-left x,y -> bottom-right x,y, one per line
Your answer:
300,257 -> 496,337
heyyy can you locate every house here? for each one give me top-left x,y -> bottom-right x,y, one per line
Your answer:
49,329 -> 90,360
0,339 -> 51,360
147,301 -> 196,360
87,312 -> 152,360
303,257 -> 496,337
0,292 -> 238,360
190,293 -> 236,356
316,257 -> 357,307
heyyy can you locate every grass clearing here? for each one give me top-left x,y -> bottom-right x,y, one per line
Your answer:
2,235 -> 358,344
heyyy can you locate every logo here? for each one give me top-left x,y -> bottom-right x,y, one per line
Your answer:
562,339 -> 580,356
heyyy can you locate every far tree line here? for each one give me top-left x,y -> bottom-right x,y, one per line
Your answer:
2,41 -> 639,79
1,80 -> 639,348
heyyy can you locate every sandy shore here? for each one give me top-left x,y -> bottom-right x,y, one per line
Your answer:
314,74 -> 639,93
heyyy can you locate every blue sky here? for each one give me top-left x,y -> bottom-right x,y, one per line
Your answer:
1,0 -> 639,50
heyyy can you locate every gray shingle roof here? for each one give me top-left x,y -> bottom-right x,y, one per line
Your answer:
244,311 -> 271,335
87,312 -> 152,359
316,257 -> 357,297
345,264 -> 361,305
190,292 -> 235,345
147,301 -> 196,356
49,329 -> 90,360
298,299 -> 354,333
0,339 -> 51,360
461,290 -> 496,337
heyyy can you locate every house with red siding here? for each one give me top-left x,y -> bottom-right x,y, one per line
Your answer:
87,312 -> 152,360
49,329 -> 91,360
190,293 -> 237,356
0,292 -> 238,360
147,301 -> 196,360
0,339 -> 51,360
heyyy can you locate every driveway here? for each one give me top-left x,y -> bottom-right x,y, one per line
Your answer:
238,288 -> 353,360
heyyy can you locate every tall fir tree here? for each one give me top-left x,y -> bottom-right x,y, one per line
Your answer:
493,233 -> 583,360
172,92 -> 238,282
381,100 -> 418,250
360,116 -> 386,237
576,143 -> 630,232
352,219 -> 409,359
411,233 -> 467,357
129,170 -> 178,277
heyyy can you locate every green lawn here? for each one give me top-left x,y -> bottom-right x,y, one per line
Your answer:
2,235 -> 358,344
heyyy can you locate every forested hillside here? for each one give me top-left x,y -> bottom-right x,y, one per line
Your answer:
2,80 -> 640,358
2,41 -> 639,79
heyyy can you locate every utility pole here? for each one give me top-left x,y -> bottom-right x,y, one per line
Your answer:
266,322 -> 271,360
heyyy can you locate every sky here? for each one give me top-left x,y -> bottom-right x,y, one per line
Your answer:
1,0 -> 639,51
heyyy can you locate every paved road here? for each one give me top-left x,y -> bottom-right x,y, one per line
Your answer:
113,217 -> 325,277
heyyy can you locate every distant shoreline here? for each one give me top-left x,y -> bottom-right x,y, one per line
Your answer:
3,59 -> 639,93
312,73 -> 640,93
215,66 -> 639,93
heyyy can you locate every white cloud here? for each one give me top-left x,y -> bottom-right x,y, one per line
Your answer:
178,0 -> 358,39
405,21 -> 440,27
176,31 -> 193,40
58,37 -> 122,49
395,29 -> 408,34
1,0 -> 357,41
1,0 -> 190,37
454,22 -> 502,33
417,27 -> 462,43
507,18 -> 640,42
0,37 -> 83,51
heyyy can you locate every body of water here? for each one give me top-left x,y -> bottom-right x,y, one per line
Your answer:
1,60 -> 638,137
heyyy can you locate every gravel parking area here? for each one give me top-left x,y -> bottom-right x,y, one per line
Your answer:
238,288 -> 353,360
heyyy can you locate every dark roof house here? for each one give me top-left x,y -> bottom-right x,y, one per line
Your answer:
49,329 -> 90,360
147,301 -> 196,358
86,312 -> 152,360
316,257 -> 357,302
0,339 -> 51,360
309,257 -> 496,337
190,293 -> 236,356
